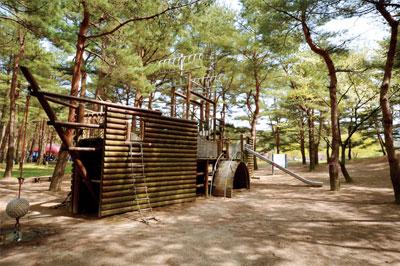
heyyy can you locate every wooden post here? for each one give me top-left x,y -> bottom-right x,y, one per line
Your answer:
140,119 -> 145,139
186,73 -> 191,119
226,138 -> 230,159
171,79 -> 175,117
213,90 -> 217,141
205,102 -> 210,138
20,67 -> 98,203
126,122 -> 131,141
200,101 -> 204,133
217,140 -> 222,156
72,103 -> 84,214
204,159 -> 209,198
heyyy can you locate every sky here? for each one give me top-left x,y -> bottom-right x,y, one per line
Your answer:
217,0 -> 390,130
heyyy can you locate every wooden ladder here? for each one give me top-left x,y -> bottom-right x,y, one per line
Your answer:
129,143 -> 159,224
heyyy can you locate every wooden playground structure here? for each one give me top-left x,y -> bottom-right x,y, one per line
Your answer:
20,59 -> 253,219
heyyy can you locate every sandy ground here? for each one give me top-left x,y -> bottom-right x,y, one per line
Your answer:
1,156 -> 400,266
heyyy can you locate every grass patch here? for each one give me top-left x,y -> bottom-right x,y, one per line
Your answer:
0,162 -> 72,178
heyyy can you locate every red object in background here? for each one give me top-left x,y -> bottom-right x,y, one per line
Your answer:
32,144 -> 61,154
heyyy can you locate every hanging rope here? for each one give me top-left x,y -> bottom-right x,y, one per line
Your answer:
18,95 -> 30,198
6,95 -> 30,229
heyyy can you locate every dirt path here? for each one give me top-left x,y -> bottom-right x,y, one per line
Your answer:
1,156 -> 399,266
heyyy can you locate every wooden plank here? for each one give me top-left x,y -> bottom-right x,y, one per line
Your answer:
99,197 -> 195,217
69,147 -> 99,152
101,193 -> 196,211
102,175 -> 195,186
108,107 -> 197,125
145,127 -> 198,137
144,138 -> 197,146
104,151 -> 197,158
103,171 -> 196,179
25,88 -> 162,116
106,111 -> 131,120
105,123 -> 126,130
103,166 -> 196,174
105,128 -> 126,136
101,183 -> 196,198
106,117 -> 128,125
103,161 -> 196,168
49,121 -> 101,129
144,132 -> 197,141
142,117 -> 198,129
105,134 -> 126,141
104,140 -> 130,146
191,90 -> 215,104
101,188 -> 196,204
44,96 -> 78,109
145,122 -> 198,133
103,157 -> 196,163
104,145 -> 197,153
102,180 -> 196,192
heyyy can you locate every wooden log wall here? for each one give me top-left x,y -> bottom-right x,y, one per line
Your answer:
99,107 -> 198,217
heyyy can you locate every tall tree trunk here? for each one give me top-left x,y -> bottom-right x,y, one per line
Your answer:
338,119 -> 353,182
0,88 -> 10,148
4,29 -> 25,178
374,113 -> 386,156
326,143 -> 330,164
348,138 -> 352,160
49,145 -> 69,191
314,113 -> 323,166
27,121 -> 39,162
15,122 -> 23,164
308,109 -> 315,171
48,128 -> 53,161
375,3 -> 400,203
253,136 -> 258,170
148,92 -> 154,110
301,14 -> 340,190
250,53 -> 261,167
300,120 -> 306,164
0,123 -> 10,163
36,119 -> 47,165
339,143 -> 353,182
50,7 -> 89,191
93,71 -> 106,112
275,123 -> 280,154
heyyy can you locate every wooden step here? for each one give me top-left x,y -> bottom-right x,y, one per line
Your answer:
69,147 -> 100,152
48,121 -> 102,129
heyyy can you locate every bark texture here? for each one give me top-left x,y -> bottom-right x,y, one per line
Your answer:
301,12 -> 340,190
375,1 -> 400,203
4,29 -> 24,178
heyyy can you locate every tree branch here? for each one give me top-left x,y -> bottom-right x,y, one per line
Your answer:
86,1 -> 199,39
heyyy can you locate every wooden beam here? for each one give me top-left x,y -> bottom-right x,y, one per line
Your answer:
69,147 -> 99,152
28,84 -> 161,116
186,72 -> 191,119
171,79 -> 175,117
213,90 -> 217,141
45,96 -> 78,109
191,90 -> 215,104
48,121 -> 101,129
174,91 -> 201,106
20,66 -> 98,203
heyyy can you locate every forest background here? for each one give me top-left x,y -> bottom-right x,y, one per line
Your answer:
0,0 -> 399,201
